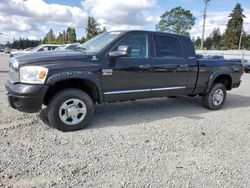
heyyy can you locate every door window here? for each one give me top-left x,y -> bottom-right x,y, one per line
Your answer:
38,46 -> 49,51
153,35 -> 183,58
115,34 -> 149,58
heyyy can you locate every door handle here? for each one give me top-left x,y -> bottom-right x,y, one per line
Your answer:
139,65 -> 150,68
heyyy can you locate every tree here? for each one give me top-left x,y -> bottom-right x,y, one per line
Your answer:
85,17 -> 100,40
222,3 -> 245,49
210,28 -> 222,49
66,28 -> 77,43
204,36 -> 213,49
85,16 -> 106,41
7,38 -> 40,49
156,7 -> 195,35
195,36 -> 201,49
80,36 -> 86,44
56,32 -> 64,44
43,29 -> 56,44
242,33 -> 250,50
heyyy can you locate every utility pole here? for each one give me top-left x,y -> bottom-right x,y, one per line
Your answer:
201,0 -> 209,50
238,28 -> 243,50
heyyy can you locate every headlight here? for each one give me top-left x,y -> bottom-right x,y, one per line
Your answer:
10,58 -> 19,69
20,66 -> 48,84
9,58 -> 20,83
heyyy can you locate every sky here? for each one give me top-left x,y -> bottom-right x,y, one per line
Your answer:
0,0 -> 250,44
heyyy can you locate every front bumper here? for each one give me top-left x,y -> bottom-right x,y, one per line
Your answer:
5,81 -> 49,113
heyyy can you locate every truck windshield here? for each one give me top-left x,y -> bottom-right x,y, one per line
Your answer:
78,31 -> 123,53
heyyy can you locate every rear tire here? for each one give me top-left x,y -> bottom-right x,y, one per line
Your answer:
47,89 -> 94,132
203,83 -> 227,110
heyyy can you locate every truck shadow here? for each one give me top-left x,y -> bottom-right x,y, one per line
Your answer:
39,93 -> 250,130
89,93 -> 250,129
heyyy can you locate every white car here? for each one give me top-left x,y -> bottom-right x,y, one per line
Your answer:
10,44 -> 60,57
55,43 -> 80,51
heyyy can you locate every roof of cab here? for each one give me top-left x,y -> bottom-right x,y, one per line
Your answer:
108,30 -> 190,39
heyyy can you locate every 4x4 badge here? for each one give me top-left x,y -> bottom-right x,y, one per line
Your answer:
102,69 -> 113,75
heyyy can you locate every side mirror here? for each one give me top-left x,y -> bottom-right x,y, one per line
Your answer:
109,45 -> 131,61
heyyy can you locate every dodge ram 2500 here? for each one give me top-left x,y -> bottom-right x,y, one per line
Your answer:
6,30 -> 243,131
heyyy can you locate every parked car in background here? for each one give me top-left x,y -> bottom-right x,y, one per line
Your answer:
10,44 -> 59,57
197,54 -> 224,60
4,47 -> 10,53
0,48 -> 4,52
55,43 -> 80,51
242,60 -> 250,73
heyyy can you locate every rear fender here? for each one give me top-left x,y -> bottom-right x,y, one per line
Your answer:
205,72 -> 232,93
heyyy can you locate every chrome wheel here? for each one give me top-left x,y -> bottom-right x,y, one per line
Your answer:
212,89 -> 224,106
59,99 -> 87,126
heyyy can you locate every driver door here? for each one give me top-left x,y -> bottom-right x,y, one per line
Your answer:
102,33 -> 152,102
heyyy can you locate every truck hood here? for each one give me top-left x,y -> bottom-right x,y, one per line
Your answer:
14,50 -> 94,66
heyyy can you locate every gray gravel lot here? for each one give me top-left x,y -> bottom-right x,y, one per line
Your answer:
0,53 -> 250,187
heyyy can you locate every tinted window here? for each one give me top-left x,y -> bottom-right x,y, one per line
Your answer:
67,45 -> 78,50
153,35 -> 183,58
116,34 -> 149,58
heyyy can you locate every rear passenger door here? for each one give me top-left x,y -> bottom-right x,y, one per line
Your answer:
150,34 -> 189,97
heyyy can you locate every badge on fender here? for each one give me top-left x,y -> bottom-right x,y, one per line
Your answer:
102,69 -> 113,75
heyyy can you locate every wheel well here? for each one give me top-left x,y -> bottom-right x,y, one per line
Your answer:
213,75 -> 232,90
43,79 -> 99,105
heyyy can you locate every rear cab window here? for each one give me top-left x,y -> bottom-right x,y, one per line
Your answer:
153,34 -> 184,58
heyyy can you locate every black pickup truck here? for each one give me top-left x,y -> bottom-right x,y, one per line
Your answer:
6,30 -> 243,131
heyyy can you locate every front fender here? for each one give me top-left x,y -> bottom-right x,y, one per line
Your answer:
45,71 -> 103,102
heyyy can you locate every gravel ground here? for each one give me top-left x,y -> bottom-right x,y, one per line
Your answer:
0,53 -> 250,187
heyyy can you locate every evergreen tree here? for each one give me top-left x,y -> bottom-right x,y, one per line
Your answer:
66,28 -> 77,43
156,7 -> 195,36
195,36 -> 201,49
43,29 -> 56,44
19,37 -> 24,49
56,32 -> 64,44
222,3 -> 245,49
210,28 -> 222,49
204,37 -> 213,49
242,33 -> 250,50
85,17 -> 100,40
80,36 -> 86,44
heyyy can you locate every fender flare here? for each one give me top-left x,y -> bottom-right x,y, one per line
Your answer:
45,71 -> 103,102
205,72 -> 232,94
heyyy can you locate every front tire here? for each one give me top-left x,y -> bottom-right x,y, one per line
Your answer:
47,89 -> 94,132
203,83 -> 227,110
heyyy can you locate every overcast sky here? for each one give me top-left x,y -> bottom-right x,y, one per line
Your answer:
0,0 -> 249,43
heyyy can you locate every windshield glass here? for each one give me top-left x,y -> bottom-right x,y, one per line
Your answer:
78,31 -> 123,53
